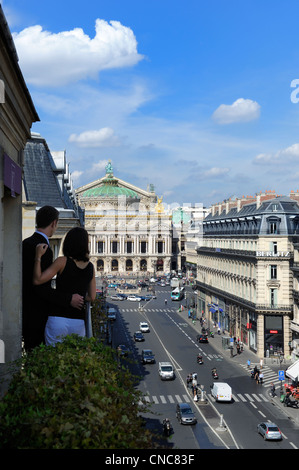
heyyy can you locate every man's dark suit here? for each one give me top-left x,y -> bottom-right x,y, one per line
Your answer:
22,232 -> 72,351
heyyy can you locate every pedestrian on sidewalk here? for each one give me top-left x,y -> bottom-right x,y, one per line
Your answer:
247,359 -> 251,369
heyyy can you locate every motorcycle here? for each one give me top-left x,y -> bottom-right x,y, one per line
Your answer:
210,331 -> 214,338
163,418 -> 172,436
283,396 -> 299,408
211,367 -> 219,379
197,355 -> 203,365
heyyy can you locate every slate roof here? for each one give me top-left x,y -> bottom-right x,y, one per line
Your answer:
23,134 -> 84,224
23,137 -> 66,207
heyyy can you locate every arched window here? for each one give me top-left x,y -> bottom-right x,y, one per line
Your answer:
140,259 -> 147,271
97,259 -> 104,271
111,259 -> 118,271
126,259 -> 133,271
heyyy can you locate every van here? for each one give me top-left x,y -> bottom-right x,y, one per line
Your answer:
210,382 -> 232,402
158,362 -> 174,380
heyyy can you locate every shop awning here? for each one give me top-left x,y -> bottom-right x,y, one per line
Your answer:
209,308 -> 217,313
286,359 -> 299,381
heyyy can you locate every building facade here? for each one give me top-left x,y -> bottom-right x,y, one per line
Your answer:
195,191 -> 299,359
76,162 -> 173,276
0,5 -> 39,394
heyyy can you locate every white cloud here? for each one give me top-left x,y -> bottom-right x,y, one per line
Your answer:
69,127 -> 121,148
12,19 -> 144,87
202,167 -> 230,178
212,98 -> 260,124
253,143 -> 299,164
71,170 -> 83,182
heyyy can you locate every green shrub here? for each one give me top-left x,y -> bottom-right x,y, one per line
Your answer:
0,335 -> 155,449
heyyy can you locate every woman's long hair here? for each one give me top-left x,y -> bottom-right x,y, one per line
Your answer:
63,227 -> 89,262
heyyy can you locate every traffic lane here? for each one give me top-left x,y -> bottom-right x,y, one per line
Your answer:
139,309 -> 292,449
116,305 -> 219,449
222,374 -> 299,449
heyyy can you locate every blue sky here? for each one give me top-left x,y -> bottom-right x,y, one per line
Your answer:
3,0 -> 299,207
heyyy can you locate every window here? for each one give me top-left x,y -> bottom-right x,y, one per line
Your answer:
270,222 -> 277,234
270,265 -> 277,280
97,241 -> 104,254
112,241 -> 118,253
157,241 -> 163,254
126,241 -> 133,253
140,241 -> 147,253
267,217 -> 281,235
270,288 -> 277,307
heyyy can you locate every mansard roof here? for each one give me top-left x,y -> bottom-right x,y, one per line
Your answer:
23,133 -> 83,223
203,196 -> 299,236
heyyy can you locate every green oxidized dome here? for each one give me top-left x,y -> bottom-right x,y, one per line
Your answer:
82,160 -> 139,199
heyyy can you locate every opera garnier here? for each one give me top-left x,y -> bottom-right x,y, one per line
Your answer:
76,161 -> 173,276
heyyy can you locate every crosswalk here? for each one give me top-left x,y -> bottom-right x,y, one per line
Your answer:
139,391 -> 272,406
239,363 -> 284,387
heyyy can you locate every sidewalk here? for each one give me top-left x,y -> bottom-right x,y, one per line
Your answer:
176,307 -> 299,425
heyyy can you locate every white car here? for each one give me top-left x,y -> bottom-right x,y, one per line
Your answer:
127,295 -> 142,301
139,322 -> 149,333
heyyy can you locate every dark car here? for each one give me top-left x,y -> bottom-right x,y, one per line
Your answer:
134,331 -> 145,342
141,349 -> 155,364
117,344 -> 129,356
138,282 -> 148,288
176,403 -> 197,425
197,334 -> 209,343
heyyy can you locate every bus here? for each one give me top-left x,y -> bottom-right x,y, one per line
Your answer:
171,287 -> 185,301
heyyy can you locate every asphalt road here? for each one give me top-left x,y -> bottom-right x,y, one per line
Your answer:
106,284 -> 299,450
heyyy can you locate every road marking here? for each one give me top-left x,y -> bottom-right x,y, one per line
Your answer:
160,395 -> 167,403
237,394 -> 246,402
152,396 -> 159,404
167,395 -> 175,403
183,394 -> 191,402
175,394 -> 182,403
245,393 -> 254,402
258,410 -> 266,418
252,394 -> 262,402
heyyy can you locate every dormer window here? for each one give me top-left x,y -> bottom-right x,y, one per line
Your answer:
267,216 -> 281,234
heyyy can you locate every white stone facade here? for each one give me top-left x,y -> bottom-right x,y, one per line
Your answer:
76,164 -> 173,276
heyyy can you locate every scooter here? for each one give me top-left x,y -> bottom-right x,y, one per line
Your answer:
283,396 -> 299,408
211,367 -> 219,379
197,355 -> 203,365
163,418 -> 172,436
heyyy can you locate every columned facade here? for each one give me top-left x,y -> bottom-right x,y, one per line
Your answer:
76,162 -> 172,276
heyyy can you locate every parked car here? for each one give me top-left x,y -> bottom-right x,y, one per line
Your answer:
141,349 -> 155,364
117,344 -> 129,356
117,293 -> 127,300
197,334 -> 208,343
257,422 -> 282,440
176,403 -> 197,425
134,331 -> 145,342
127,295 -> 142,301
110,294 -> 124,301
138,282 -> 148,288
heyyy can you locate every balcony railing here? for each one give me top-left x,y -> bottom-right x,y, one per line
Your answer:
85,301 -> 93,338
255,304 -> 292,312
